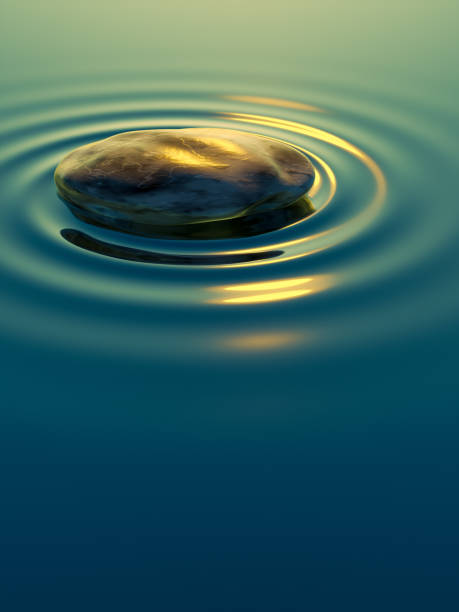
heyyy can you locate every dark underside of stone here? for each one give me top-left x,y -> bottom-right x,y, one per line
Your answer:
61,194 -> 314,240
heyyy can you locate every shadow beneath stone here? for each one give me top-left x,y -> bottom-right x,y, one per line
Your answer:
61,229 -> 284,266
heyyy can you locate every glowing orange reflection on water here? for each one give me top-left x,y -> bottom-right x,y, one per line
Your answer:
221,331 -> 303,352
209,275 -> 332,305
224,96 -> 324,113
222,277 -> 313,292
217,288 -> 311,304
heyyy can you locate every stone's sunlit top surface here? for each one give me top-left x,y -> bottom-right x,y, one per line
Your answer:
54,128 -> 315,237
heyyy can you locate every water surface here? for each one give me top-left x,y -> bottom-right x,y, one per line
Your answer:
1,2 -> 458,610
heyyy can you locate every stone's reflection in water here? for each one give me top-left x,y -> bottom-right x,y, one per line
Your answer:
61,229 -> 283,266
221,331 -> 304,352
63,195 -> 314,241
209,274 -> 333,304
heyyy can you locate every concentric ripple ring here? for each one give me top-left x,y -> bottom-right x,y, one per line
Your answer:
0,74 -> 456,357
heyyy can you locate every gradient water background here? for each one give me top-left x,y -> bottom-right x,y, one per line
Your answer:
1,2 -> 458,610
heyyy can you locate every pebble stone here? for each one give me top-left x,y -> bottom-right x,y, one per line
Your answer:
55,128 -> 315,237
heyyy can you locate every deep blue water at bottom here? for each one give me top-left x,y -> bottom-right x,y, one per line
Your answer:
2,324 -> 458,611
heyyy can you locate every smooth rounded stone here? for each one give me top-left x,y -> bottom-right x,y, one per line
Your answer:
54,128 -> 315,238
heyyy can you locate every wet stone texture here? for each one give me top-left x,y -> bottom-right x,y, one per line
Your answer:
55,128 -> 315,238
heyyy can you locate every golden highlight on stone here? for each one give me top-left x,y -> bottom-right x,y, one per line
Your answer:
54,128 -> 315,239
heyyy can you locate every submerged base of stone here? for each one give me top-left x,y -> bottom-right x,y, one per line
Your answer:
62,195 -> 314,240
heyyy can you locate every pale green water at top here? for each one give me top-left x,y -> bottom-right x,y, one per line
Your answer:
1,2 -> 458,611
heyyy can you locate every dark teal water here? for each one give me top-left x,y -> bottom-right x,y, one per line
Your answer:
1,2 -> 459,610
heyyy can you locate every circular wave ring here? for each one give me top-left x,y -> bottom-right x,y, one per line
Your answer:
0,75 -> 456,357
